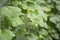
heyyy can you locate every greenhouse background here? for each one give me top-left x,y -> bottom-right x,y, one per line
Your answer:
0,0 -> 60,40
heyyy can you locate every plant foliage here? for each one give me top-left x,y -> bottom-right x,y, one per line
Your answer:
0,0 -> 60,40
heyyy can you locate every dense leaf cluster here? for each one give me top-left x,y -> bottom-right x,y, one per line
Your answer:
0,0 -> 60,40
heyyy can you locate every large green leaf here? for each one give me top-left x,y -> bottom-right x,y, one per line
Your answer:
0,6 -> 24,27
36,5 -> 47,21
0,29 -> 15,40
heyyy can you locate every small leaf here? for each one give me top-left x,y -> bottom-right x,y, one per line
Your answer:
56,5 -> 60,11
25,34 -> 38,40
50,15 -> 60,24
0,29 -> 1,35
